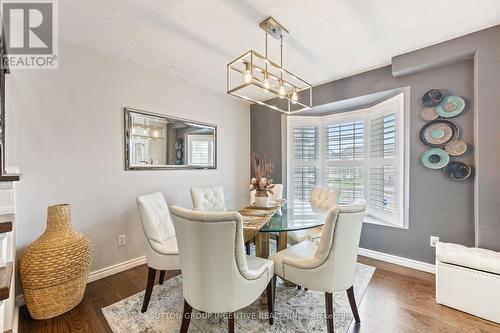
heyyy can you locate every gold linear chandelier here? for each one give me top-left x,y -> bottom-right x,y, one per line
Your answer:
226,17 -> 312,114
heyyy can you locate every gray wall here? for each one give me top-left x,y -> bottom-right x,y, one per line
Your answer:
251,24 -> 500,263
391,25 -> 500,253
251,109 -> 283,184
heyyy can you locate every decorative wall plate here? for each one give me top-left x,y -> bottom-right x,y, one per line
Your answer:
435,96 -> 465,118
421,107 -> 439,121
422,89 -> 444,107
443,162 -> 472,181
445,140 -> 467,156
419,120 -> 459,147
421,148 -> 450,169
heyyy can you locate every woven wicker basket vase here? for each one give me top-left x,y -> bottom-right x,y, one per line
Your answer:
20,204 -> 94,319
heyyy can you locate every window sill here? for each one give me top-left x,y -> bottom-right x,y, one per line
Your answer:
363,215 -> 407,229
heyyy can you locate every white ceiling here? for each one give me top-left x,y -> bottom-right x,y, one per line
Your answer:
60,0 -> 500,96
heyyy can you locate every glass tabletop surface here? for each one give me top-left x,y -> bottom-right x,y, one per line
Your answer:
259,206 -> 326,232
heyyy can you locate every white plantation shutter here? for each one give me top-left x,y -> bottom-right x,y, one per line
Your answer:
366,106 -> 401,224
369,113 -> 397,216
291,166 -> 317,214
369,166 -> 396,211
290,125 -> 319,214
325,121 -> 364,161
325,166 -> 364,202
288,93 -> 406,227
292,126 -> 318,161
324,120 -> 365,203
370,113 -> 396,159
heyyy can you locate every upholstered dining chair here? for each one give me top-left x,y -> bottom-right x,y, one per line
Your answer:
136,192 -> 180,313
190,185 -> 226,211
288,187 -> 341,244
170,206 -> 275,333
310,186 -> 341,212
270,202 -> 366,333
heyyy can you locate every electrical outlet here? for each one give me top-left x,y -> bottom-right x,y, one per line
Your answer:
118,234 -> 126,246
430,235 -> 439,247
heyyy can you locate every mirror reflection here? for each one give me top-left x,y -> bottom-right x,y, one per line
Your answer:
125,108 -> 216,170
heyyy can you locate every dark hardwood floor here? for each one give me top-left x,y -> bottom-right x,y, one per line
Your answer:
19,256 -> 500,333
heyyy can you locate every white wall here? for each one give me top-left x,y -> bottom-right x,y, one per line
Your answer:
5,41 -> 250,272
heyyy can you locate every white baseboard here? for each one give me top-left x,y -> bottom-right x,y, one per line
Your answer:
12,303 -> 19,333
88,256 -> 146,283
359,247 -> 435,274
16,295 -> 24,308
16,255 -> 147,307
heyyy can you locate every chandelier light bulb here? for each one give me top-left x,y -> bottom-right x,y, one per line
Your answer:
244,71 -> 252,83
263,76 -> 270,89
244,62 -> 252,83
291,90 -> 298,104
279,82 -> 286,97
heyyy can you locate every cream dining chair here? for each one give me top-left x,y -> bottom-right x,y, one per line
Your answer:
190,185 -> 226,211
270,202 -> 366,333
170,206 -> 275,332
136,192 -> 180,312
288,186 -> 341,244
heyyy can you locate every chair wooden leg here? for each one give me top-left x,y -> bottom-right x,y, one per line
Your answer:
159,270 -> 166,285
141,267 -> 156,313
245,241 -> 251,255
266,277 -> 275,325
325,292 -> 334,333
228,312 -> 235,333
272,275 -> 277,308
180,300 -> 192,333
347,286 -> 361,323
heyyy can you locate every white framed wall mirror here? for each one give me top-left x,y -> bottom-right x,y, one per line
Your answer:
124,108 -> 217,170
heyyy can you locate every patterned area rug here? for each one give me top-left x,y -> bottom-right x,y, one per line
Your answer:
102,263 -> 375,333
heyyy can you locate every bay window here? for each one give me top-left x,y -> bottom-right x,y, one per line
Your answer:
287,93 -> 407,228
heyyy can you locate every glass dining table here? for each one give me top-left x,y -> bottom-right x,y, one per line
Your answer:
231,200 -> 325,258
248,203 -> 326,259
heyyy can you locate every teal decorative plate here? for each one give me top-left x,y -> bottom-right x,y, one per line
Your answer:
435,96 -> 465,118
421,148 -> 450,169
